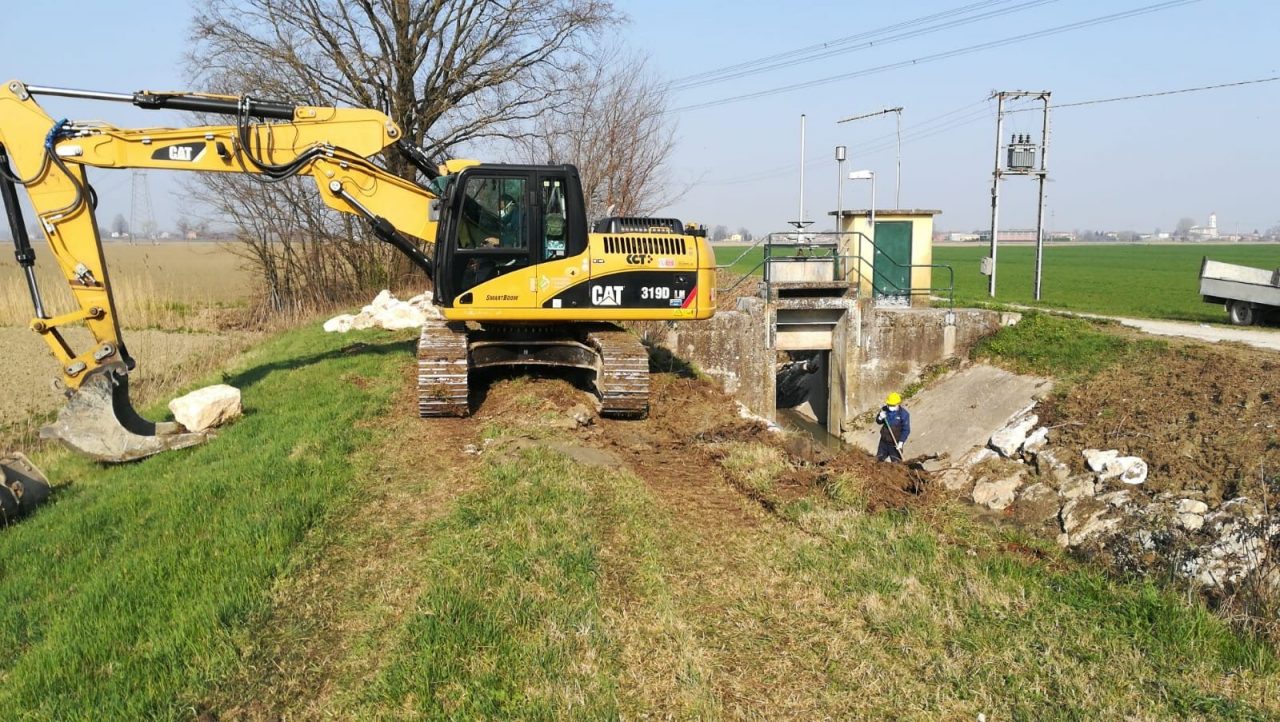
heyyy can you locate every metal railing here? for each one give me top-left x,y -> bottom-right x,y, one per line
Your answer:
716,231 -> 954,307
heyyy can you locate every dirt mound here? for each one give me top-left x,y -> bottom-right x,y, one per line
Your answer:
1044,342 -> 1278,504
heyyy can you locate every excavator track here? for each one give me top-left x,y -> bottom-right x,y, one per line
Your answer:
587,326 -> 650,418
417,318 -> 470,417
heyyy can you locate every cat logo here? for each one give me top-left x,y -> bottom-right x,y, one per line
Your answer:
152,143 -> 205,163
590,285 -> 624,306
625,254 -> 652,265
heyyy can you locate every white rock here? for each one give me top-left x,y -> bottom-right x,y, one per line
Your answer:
370,289 -> 397,310
963,447 -> 998,467
169,384 -> 242,433
972,472 -> 1023,510
350,312 -> 377,330
1058,475 -> 1096,500
1179,513 -> 1205,532
990,413 -> 1039,458
1083,449 -> 1119,472
1060,497 -> 1123,546
1098,456 -> 1148,486
1033,448 -> 1071,485
1020,427 -> 1050,456
1177,499 -> 1208,516
373,302 -> 426,330
323,314 -> 355,333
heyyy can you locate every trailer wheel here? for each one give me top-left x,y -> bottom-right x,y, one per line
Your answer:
1228,300 -> 1256,326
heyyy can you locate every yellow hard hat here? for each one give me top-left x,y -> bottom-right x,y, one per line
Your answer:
886,392 -> 902,405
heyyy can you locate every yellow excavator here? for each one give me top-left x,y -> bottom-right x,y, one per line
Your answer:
0,80 -> 716,464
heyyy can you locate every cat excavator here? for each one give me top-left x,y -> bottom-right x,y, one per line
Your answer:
0,80 -> 716,466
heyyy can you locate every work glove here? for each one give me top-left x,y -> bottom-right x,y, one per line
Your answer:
896,442 -> 904,451
875,410 -> 886,423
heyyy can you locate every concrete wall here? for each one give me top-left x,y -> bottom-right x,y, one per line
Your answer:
848,308 -> 1017,420
654,295 -> 1017,440
658,297 -> 775,422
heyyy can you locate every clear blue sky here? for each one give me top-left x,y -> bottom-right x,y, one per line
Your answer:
3,0 -> 1277,236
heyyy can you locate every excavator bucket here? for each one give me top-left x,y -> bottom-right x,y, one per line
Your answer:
0,452 -> 51,523
39,365 -> 208,463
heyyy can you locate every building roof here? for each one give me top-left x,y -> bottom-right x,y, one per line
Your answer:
831,209 -> 943,217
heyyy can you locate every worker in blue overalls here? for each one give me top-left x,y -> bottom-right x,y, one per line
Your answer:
875,392 -> 911,463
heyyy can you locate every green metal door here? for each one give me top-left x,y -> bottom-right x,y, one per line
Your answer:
873,221 -> 912,298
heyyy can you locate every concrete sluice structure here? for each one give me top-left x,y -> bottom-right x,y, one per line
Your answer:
657,269 -> 1016,443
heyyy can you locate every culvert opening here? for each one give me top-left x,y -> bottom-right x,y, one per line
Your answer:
775,351 -> 844,449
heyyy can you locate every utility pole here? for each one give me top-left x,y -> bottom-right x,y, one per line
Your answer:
838,106 -> 904,207
130,170 -> 156,245
986,91 -> 1051,299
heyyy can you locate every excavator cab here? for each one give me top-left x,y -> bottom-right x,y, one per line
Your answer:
434,164 -> 588,306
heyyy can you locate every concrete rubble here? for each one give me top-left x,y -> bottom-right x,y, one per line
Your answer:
988,410 -> 1038,458
169,384 -> 242,433
324,289 -> 443,333
931,397 -> 1270,592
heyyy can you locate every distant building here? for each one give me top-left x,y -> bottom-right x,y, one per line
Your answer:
1188,212 -> 1219,240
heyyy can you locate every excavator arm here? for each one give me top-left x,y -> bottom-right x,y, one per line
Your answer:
0,80 -> 444,462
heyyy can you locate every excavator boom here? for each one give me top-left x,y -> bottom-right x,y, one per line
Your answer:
0,80 -> 440,462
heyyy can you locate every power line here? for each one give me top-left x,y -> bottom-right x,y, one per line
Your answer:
670,0 -> 1059,92
1005,75 -> 1280,112
669,0 -> 1016,86
668,0 -> 1201,114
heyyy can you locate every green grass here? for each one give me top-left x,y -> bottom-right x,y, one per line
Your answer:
935,243 -> 1280,322
0,325 -> 412,719
1,322 -> 1278,718
972,311 -> 1166,383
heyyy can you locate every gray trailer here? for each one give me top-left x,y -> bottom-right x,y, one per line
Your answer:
1199,257 -> 1280,326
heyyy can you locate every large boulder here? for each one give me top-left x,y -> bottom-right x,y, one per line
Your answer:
990,413 -> 1039,458
323,314 -> 356,333
169,384 -> 242,432
1098,456 -> 1148,486
972,471 -> 1024,510
373,302 -> 426,330
1083,449 -> 1119,473
1020,427 -> 1050,456
1059,496 -> 1124,547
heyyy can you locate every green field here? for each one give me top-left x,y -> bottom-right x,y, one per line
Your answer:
935,243 -> 1280,322
715,242 -> 1280,323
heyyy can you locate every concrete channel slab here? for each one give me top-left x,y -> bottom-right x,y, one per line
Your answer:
849,364 -> 1052,461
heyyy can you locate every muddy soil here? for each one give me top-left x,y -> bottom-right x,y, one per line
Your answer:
1043,339 -> 1279,504
469,370 -> 931,524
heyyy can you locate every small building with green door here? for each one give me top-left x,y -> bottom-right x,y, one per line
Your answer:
833,209 -> 940,306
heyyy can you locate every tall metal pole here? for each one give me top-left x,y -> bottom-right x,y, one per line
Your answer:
798,114 -> 806,232
1033,93 -> 1052,301
988,93 -> 1005,298
894,109 -> 902,208
835,145 -> 846,258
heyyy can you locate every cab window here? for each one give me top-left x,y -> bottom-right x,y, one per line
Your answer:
456,176 -> 527,250
542,179 -> 569,260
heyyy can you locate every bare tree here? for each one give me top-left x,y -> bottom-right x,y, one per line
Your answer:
1175,217 -> 1196,240
710,225 -> 729,242
187,0 -> 619,310
519,50 -> 678,221
110,214 -> 129,237
736,227 -> 752,242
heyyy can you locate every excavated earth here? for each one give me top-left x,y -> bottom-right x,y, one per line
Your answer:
1042,339 -> 1278,506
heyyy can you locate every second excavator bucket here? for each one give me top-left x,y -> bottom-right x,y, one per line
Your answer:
39,364 -> 208,463
0,451 -> 51,523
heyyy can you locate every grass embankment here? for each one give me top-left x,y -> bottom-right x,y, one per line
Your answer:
2,322 -> 1278,718
935,243 -> 1280,323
